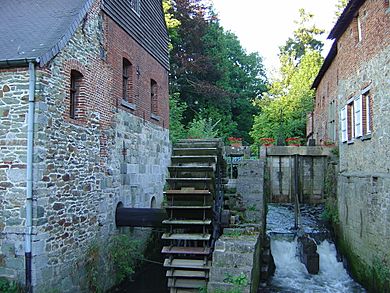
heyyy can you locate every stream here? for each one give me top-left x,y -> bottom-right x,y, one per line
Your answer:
266,204 -> 366,292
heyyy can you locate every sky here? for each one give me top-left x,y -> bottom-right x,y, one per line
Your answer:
211,0 -> 340,74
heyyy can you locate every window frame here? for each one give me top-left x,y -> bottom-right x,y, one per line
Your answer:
340,86 -> 373,144
150,79 -> 159,120
70,70 -> 83,120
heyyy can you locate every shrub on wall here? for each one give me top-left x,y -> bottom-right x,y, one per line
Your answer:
109,234 -> 142,282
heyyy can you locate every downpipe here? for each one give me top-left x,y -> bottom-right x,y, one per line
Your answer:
25,61 -> 36,293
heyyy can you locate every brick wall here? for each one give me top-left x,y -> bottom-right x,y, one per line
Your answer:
105,13 -> 169,129
313,1 -> 390,145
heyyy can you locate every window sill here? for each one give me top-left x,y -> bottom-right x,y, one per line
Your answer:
121,99 -> 136,110
361,133 -> 372,141
150,113 -> 160,121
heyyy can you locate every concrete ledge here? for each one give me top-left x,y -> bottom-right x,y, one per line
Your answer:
265,146 -> 334,157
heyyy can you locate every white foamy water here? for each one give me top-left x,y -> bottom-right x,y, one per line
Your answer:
268,239 -> 366,293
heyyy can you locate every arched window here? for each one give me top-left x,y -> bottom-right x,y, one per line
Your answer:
151,79 -> 158,115
122,58 -> 133,103
70,70 -> 83,119
150,196 -> 156,208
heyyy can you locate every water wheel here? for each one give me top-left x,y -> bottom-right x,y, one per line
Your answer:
162,139 -> 225,293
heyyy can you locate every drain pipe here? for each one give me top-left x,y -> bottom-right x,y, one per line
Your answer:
25,61 -> 36,293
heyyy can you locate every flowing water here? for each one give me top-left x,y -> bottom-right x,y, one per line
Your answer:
266,204 -> 366,292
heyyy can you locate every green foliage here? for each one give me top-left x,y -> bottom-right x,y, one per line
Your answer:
335,0 -> 349,18
372,258 -> 390,292
166,0 -> 267,143
251,10 -> 324,143
322,197 -> 339,224
85,243 -> 102,293
187,116 -> 219,139
280,9 -> 324,63
337,236 -> 390,292
169,94 -> 188,142
224,230 -> 243,238
224,272 -> 249,286
251,50 -> 323,142
162,0 -> 181,51
109,235 -> 142,283
0,278 -> 20,293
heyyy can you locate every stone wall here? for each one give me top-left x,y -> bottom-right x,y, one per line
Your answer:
337,45 -> 390,282
0,0 -> 170,292
236,160 -> 266,232
0,68 -> 30,282
208,231 -> 261,293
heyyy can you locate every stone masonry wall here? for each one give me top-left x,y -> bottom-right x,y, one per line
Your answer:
337,44 -> 390,272
0,0 -> 170,292
336,3 -> 390,274
236,160 -> 266,233
0,68 -> 30,282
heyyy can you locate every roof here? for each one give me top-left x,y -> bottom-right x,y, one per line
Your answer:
312,0 -> 365,88
328,0 -> 365,40
0,0 -> 93,67
311,41 -> 337,89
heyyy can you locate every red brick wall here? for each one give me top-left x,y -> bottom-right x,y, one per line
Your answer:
313,0 -> 389,145
105,13 -> 169,129
336,1 -> 390,81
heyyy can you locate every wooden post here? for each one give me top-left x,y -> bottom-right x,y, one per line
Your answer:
294,154 -> 300,230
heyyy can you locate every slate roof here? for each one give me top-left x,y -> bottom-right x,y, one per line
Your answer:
0,0 -> 93,67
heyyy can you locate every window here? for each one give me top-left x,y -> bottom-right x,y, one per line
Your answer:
347,101 -> 355,141
151,79 -> 158,115
341,106 -> 347,143
362,91 -> 373,135
70,70 -> 83,119
328,100 -> 336,142
357,15 -> 362,42
122,58 -> 133,103
354,95 -> 363,138
341,89 -> 373,143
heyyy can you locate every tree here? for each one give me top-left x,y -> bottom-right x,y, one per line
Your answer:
166,0 -> 268,143
251,9 -> 324,144
169,94 -> 187,142
279,9 -> 324,63
335,0 -> 349,19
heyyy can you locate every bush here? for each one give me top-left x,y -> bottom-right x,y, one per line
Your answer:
0,278 -> 21,293
109,235 -> 142,282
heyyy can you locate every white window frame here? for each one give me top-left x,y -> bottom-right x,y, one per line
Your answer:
357,16 -> 362,42
354,95 -> 363,138
341,106 -> 348,143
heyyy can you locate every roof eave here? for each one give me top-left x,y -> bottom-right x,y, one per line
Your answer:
328,0 -> 366,40
311,41 -> 338,89
0,58 -> 39,69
